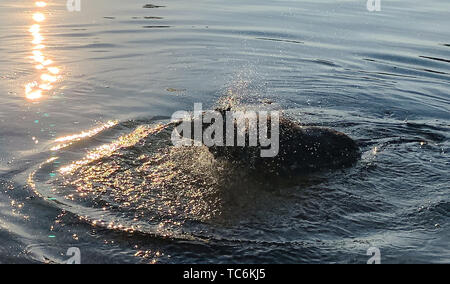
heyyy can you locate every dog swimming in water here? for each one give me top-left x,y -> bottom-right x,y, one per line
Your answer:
172,106 -> 360,177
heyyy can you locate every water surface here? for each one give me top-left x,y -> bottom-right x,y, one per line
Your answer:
0,0 -> 449,263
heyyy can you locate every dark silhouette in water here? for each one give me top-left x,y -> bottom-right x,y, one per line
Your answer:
179,107 -> 360,177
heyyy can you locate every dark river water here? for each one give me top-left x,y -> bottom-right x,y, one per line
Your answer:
0,0 -> 448,263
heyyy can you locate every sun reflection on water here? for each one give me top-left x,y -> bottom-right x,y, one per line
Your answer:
51,120 -> 119,151
58,124 -> 167,174
35,1 -> 47,7
25,1 -> 62,101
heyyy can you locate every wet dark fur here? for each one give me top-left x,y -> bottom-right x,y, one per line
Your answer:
183,108 -> 360,176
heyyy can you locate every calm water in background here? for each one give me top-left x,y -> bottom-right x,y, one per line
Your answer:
0,0 -> 449,263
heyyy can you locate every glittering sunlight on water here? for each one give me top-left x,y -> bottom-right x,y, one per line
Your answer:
25,1 -> 62,101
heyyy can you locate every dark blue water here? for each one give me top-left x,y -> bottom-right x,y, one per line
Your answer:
0,0 -> 448,263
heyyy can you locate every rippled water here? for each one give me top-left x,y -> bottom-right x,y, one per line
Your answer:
0,0 -> 449,263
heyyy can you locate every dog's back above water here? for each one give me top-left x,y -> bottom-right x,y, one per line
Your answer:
173,108 -> 361,177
